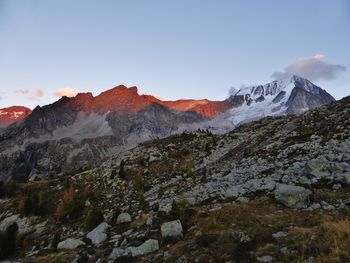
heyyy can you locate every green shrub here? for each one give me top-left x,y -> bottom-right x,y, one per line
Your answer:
84,209 -> 104,231
0,222 -> 18,259
0,181 -> 17,198
157,186 -> 165,198
171,196 -> 188,224
133,175 -> 145,192
186,168 -> 194,177
119,160 -> 127,179
137,192 -> 147,208
18,191 -> 47,216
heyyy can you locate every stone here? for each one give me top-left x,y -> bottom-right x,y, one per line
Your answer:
274,184 -> 311,209
0,215 -> 33,235
109,239 -> 159,260
57,238 -> 85,250
231,231 -> 252,243
109,247 -> 128,260
86,222 -> 109,245
161,220 -> 183,238
257,255 -> 273,263
272,231 -> 288,238
332,184 -> 342,190
127,239 -> 159,257
176,255 -> 188,263
117,213 -> 132,224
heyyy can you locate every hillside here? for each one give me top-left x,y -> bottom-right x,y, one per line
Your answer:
0,96 -> 349,262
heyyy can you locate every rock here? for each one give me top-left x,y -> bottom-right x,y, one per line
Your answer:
305,256 -> 315,263
109,239 -> 159,260
109,247 -> 128,260
332,184 -> 342,190
0,215 -> 33,235
117,213 -> 132,224
146,216 -> 153,226
57,238 -> 85,250
176,255 -> 188,263
230,231 -> 252,243
86,222 -> 109,245
257,255 -> 273,263
161,220 -> 183,238
274,184 -> 311,208
272,231 -> 288,238
128,239 -> 159,257
237,196 -> 250,203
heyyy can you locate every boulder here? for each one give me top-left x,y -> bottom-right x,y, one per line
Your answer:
274,184 -> 311,209
86,222 -> 109,245
117,213 -> 132,224
128,239 -> 159,257
0,215 -> 34,235
109,239 -> 159,260
57,238 -> 85,250
161,220 -> 183,238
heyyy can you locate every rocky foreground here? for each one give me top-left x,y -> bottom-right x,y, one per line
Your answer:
0,96 -> 349,262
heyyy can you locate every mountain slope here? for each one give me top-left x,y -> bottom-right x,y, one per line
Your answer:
0,96 -> 349,262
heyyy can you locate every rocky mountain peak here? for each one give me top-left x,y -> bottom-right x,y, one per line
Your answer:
0,106 -> 32,128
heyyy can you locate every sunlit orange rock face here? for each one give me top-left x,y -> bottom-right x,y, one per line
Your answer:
0,106 -> 32,128
67,85 -> 231,118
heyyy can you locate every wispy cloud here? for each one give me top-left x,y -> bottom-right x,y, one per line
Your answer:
54,87 -> 81,98
14,89 -> 30,94
271,54 -> 346,81
35,88 -> 44,97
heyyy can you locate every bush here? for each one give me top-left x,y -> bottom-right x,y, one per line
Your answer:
0,222 -> 18,259
55,185 -> 85,221
133,175 -> 145,192
157,186 -> 165,198
171,196 -> 188,224
119,160 -> 127,179
18,191 -> 47,216
84,209 -> 104,231
137,192 -> 147,208
0,181 -> 17,198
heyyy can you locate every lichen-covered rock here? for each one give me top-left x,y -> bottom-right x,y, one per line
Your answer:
117,213 -> 132,224
86,222 -> 109,245
57,238 -> 85,250
161,220 -> 183,238
274,184 -> 311,208
108,239 -> 159,260
128,239 -> 159,257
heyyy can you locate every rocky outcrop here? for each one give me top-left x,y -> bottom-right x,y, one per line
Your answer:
274,184 -> 311,208
57,238 -> 85,250
161,220 -> 183,238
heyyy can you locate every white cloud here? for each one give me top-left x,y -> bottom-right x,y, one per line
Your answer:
271,54 -> 346,81
54,87 -> 81,98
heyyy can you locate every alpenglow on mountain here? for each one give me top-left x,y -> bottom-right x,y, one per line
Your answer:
0,76 -> 334,181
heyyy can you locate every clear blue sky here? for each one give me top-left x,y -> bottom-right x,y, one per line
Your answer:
0,0 -> 349,109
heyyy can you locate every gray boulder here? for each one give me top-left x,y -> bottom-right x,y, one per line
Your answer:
109,239 -> 159,260
57,238 -> 85,250
86,222 -> 109,245
117,213 -> 132,224
161,220 -> 183,238
128,239 -> 159,257
274,184 -> 311,208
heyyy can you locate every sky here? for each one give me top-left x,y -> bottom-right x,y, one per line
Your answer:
0,0 -> 349,109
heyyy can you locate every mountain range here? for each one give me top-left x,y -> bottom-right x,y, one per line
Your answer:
0,76 -> 335,181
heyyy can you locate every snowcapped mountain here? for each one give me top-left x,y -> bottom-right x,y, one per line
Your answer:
0,106 -> 32,128
227,75 -> 335,125
0,77 -> 336,181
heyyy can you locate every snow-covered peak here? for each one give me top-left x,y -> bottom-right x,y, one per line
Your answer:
227,76 -> 334,126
